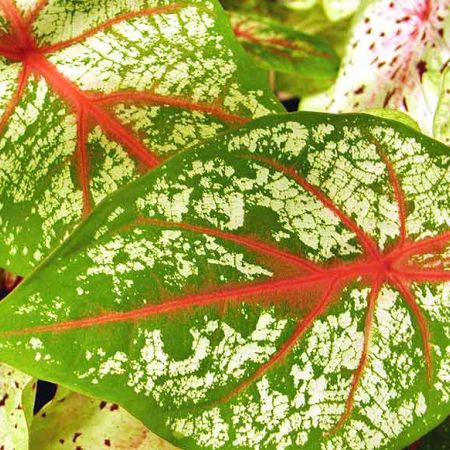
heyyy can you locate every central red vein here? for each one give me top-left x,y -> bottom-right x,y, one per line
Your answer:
25,52 -> 160,168
4,270 -> 361,337
136,217 -> 323,273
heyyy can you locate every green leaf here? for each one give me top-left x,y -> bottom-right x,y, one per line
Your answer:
277,0 -> 361,22
434,65 -> 450,145
279,0 -> 319,11
301,0 -> 450,142
0,0 -> 282,277
0,363 -> 35,450
322,0 -> 362,21
230,11 -> 339,87
30,387 -> 178,449
363,109 -> 421,131
0,112 -> 449,449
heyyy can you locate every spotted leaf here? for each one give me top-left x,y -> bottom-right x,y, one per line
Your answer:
230,11 -> 339,91
0,363 -> 35,450
301,0 -> 450,144
0,113 -> 449,449
30,386 -> 178,449
0,0 -> 282,276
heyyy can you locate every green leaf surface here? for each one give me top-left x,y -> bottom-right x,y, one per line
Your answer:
363,109 -> 421,131
301,0 -> 450,144
230,11 -> 339,88
0,0 -> 282,277
30,387 -> 178,450
0,112 -> 449,450
0,363 -> 35,450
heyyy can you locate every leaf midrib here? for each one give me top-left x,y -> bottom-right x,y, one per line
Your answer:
0,0 -> 251,217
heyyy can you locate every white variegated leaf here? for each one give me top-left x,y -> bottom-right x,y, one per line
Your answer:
0,113 -> 448,449
0,0 -> 282,276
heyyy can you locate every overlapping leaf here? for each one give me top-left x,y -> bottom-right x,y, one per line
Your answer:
30,387 -> 178,449
0,363 -> 35,450
0,0 -> 282,276
322,0 -> 361,21
280,0 -> 362,21
230,11 -> 339,90
302,0 -> 450,144
0,113 -> 448,449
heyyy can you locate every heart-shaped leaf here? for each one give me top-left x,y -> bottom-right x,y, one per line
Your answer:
0,0 -> 282,276
301,0 -> 450,143
230,11 -> 339,86
0,112 -> 449,449
30,387 -> 178,449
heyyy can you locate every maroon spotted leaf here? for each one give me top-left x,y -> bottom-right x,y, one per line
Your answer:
302,0 -> 450,144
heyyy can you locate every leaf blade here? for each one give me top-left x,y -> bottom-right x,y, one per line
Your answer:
0,0 -> 282,276
0,112 -> 449,449
301,0 -> 450,142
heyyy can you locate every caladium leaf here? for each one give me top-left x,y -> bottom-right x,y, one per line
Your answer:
278,0 -> 361,21
0,363 -> 35,450
0,112 -> 449,449
0,0 -> 282,277
30,387 -> 178,450
301,0 -> 450,143
322,0 -> 362,21
0,270 -> 35,450
363,109 -> 421,131
278,0 -> 319,11
230,11 -> 339,90
434,65 -> 450,144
